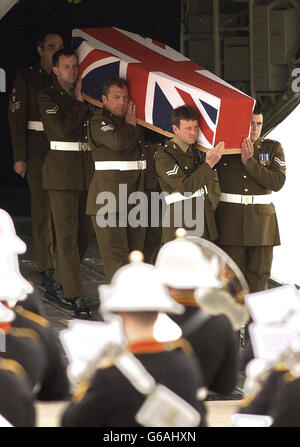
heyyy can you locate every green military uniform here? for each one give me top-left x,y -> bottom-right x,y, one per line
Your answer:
38,79 -> 94,298
215,138 -> 286,292
154,136 -> 218,243
8,63 -> 55,273
87,106 -> 146,282
142,142 -> 162,264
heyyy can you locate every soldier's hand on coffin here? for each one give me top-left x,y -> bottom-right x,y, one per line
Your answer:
75,76 -> 84,102
241,137 -> 254,165
205,141 -> 225,168
124,100 -> 137,127
13,161 -> 27,178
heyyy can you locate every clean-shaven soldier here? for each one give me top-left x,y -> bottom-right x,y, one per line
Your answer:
215,105 -> 286,292
87,77 -> 146,282
155,105 -> 224,243
8,31 -> 63,287
38,49 -> 94,319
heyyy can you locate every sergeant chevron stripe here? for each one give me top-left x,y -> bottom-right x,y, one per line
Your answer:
45,105 -> 59,115
166,164 -> 179,176
9,101 -> 21,112
274,157 -> 286,167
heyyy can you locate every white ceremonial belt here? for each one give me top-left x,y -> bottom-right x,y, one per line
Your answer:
220,192 -> 273,205
50,141 -> 91,151
94,160 -> 147,171
165,187 -> 207,205
27,121 -> 44,131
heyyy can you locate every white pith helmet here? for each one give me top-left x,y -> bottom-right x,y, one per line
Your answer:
99,251 -> 184,316
0,209 -> 33,302
155,229 -> 221,289
0,209 -> 27,254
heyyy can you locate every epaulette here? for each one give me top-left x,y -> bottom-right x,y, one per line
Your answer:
72,379 -> 91,403
15,305 -> 50,328
0,358 -> 27,378
10,327 -> 40,341
165,338 -> 194,355
262,138 -> 280,145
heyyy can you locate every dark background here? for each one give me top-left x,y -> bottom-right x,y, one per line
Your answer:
0,0 -> 181,214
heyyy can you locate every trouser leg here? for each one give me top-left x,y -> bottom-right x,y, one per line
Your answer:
143,226 -> 162,264
92,214 -> 146,282
48,190 -> 84,298
246,246 -> 273,293
218,244 -> 273,293
77,191 -> 94,260
27,162 -> 55,272
218,245 -> 247,281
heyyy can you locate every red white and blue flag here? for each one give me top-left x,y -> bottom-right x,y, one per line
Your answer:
72,27 -> 255,150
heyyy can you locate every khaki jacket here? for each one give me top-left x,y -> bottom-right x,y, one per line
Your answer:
8,63 -> 51,162
38,79 -> 94,191
86,107 -> 145,215
154,138 -> 218,242
215,138 -> 286,246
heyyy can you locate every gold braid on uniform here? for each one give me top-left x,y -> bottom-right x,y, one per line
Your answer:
283,371 -> 299,383
274,363 -> 289,372
10,327 -> 40,341
165,338 -> 195,355
72,379 -> 91,403
15,305 -> 50,327
240,363 -> 291,407
239,392 -> 259,408
0,358 -> 27,378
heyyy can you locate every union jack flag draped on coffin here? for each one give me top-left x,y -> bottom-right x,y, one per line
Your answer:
72,27 -> 255,151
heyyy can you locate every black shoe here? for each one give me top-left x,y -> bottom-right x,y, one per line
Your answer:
45,280 -> 73,309
66,296 -> 92,319
41,269 -> 55,287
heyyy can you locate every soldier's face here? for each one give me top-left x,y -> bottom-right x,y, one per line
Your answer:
172,119 -> 199,145
53,55 -> 79,87
102,85 -> 130,118
38,34 -> 63,70
250,113 -> 263,143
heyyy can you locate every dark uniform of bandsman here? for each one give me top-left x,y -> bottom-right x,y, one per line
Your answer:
154,105 -> 224,243
155,235 -> 239,395
0,364 -> 35,427
215,105 -> 286,292
8,31 -> 64,286
61,255 -> 207,427
11,304 -> 70,401
0,317 -> 46,393
38,48 -> 94,318
86,77 -> 146,281
238,364 -> 300,427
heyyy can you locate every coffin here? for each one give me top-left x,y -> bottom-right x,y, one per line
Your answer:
72,27 -> 255,153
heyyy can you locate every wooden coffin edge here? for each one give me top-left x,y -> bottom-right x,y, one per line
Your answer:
83,93 -> 242,155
